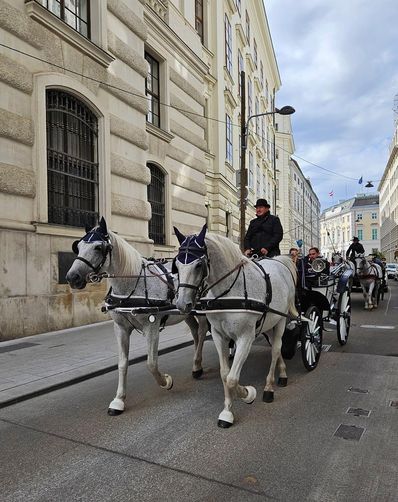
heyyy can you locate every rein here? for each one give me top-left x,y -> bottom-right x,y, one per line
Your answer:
200,259 -> 247,297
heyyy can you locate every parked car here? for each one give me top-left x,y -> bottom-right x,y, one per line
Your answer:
385,263 -> 398,279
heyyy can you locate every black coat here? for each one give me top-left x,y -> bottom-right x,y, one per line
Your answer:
346,242 -> 365,258
244,213 -> 283,257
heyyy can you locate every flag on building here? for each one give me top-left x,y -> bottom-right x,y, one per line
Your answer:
329,190 -> 334,197
358,176 -> 363,184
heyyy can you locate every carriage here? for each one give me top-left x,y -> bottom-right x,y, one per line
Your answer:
281,256 -> 353,371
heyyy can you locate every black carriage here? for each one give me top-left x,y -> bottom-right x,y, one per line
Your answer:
282,258 -> 353,371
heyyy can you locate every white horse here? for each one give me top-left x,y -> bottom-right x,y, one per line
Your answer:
354,255 -> 383,310
66,218 -> 208,415
173,225 -> 298,428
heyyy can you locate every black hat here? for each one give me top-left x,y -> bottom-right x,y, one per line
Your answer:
351,236 -> 359,241
254,198 -> 270,208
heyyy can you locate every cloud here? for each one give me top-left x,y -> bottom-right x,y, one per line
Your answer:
265,0 -> 398,209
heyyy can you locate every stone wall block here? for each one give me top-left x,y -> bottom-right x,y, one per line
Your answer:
22,295 -> 49,337
111,153 -> 151,184
170,94 -> 206,130
0,53 -> 33,94
72,290 -> 105,326
112,193 -> 151,220
107,31 -> 148,77
107,0 -> 147,41
0,296 -> 24,341
170,120 -> 207,151
0,231 -> 27,297
110,115 -> 149,150
0,162 -> 36,197
171,170 -> 206,196
167,145 -> 207,174
48,293 -> 73,332
103,74 -> 148,115
82,56 -> 108,95
172,197 -> 207,217
0,0 -> 46,48
170,68 -> 205,106
0,108 -> 34,146
26,234 -> 51,295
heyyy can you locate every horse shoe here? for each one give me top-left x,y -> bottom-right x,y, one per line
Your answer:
218,409 -> 234,428
242,385 -> 257,404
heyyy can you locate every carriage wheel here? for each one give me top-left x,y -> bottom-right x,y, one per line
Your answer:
301,306 -> 323,371
336,289 -> 351,346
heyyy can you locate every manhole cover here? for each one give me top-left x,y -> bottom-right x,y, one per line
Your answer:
346,407 -> 371,417
334,424 -> 365,441
348,387 -> 369,394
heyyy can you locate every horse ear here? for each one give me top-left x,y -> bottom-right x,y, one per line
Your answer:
99,217 -> 108,235
196,224 -> 207,246
173,226 -> 186,245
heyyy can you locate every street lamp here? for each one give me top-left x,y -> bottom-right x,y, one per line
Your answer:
239,87 -> 295,248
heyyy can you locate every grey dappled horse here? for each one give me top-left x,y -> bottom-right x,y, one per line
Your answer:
66,218 -> 207,415
354,255 -> 383,310
173,225 -> 298,428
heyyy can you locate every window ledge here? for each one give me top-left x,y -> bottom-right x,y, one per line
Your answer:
146,123 -> 174,143
33,222 -> 85,238
25,1 -> 114,68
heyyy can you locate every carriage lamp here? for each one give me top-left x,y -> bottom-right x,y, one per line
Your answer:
148,314 -> 156,323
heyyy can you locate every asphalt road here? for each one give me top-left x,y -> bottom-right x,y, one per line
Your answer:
1,283 -> 397,501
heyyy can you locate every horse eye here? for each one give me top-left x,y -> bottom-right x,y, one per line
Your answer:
94,245 -> 102,251
195,262 -> 202,270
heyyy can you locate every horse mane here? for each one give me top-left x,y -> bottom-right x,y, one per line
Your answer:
205,234 -> 250,269
109,230 -> 142,276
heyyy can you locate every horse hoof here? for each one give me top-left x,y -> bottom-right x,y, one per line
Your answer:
161,374 -> 173,390
218,410 -> 234,427
108,398 -> 125,415
192,368 -> 203,379
242,385 -> 256,404
263,391 -> 274,403
278,377 -> 288,387
108,407 -> 123,416
218,419 -> 233,428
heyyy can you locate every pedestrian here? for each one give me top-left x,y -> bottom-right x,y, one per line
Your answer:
289,247 -> 299,264
346,236 -> 365,261
243,198 -> 283,258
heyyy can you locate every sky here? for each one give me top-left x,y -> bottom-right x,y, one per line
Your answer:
265,0 -> 398,211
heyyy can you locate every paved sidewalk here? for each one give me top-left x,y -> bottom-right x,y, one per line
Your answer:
0,320 -> 203,408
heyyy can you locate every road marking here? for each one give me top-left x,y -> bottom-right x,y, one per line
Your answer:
360,325 -> 395,329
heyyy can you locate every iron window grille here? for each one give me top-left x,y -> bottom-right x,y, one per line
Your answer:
46,89 -> 99,228
145,52 -> 160,128
35,0 -> 90,38
147,164 -> 165,245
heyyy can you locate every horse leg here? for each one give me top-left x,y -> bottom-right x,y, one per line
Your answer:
185,314 -> 207,379
108,322 -> 131,415
368,282 -> 375,309
362,285 -> 369,309
145,319 -> 173,390
211,328 -> 234,427
264,319 -> 286,402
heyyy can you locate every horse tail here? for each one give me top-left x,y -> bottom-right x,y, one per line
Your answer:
288,299 -> 299,318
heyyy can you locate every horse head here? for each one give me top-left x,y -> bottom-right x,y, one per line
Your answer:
66,217 -> 113,289
173,224 -> 208,313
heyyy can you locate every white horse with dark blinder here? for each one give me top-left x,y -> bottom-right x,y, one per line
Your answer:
173,225 -> 298,428
66,218 -> 208,415
354,255 -> 383,310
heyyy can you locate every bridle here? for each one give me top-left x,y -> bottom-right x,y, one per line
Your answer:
173,236 -> 209,292
72,229 -> 113,274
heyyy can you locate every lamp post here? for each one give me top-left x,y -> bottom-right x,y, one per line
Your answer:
239,87 -> 295,248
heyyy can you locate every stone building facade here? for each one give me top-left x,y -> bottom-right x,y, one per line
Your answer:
0,0 -> 208,339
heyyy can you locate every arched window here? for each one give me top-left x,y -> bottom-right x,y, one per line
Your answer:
46,90 -> 99,228
147,164 -> 165,245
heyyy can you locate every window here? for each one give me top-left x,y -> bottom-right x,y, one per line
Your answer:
46,89 -> 99,228
261,116 -> 266,150
238,50 -> 244,97
356,213 -> 362,220
255,97 -> 259,135
358,229 -> 363,240
371,212 -> 377,220
372,228 -> 378,240
248,79 -> 252,118
195,0 -> 204,43
253,39 -> 257,67
235,0 -> 241,14
225,15 -> 232,75
256,164 -> 261,197
145,52 -> 160,127
226,114 -> 233,164
37,0 -> 90,37
260,61 -> 264,88
245,10 -> 250,44
248,152 -> 254,190
147,164 -> 165,245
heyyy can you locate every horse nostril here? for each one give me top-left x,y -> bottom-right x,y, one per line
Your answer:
66,271 -> 80,284
185,303 -> 193,313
